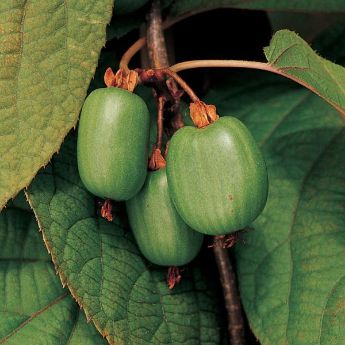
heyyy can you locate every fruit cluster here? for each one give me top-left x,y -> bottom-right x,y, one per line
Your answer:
77,87 -> 268,267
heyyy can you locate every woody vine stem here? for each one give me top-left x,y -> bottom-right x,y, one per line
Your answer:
120,14 -> 345,119
142,1 -> 245,344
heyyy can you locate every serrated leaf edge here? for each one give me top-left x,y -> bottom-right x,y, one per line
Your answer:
24,191 -> 113,344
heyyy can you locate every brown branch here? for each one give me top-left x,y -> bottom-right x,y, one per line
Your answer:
146,0 -> 184,134
138,68 -> 199,105
119,9 -> 214,70
146,0 -> 167,153
147,0 -> 169,68
144,3 -> 246,339
119,12 -> 180,70
144,0 -> 184,154
213,236 -> 245,345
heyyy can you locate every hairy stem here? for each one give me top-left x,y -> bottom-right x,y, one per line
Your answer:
213,237 -> 245,345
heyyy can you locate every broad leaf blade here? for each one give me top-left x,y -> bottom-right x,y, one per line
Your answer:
0,206 -> 107,345
168,0 -> 345,17
26,136 -> 223,345
264,30 -> 345,116
0,0 -> 114,210
206,73 -> 344,345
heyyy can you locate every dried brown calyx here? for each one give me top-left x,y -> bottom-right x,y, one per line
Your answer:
209,234 -> 239,249
167,266 -> 182,289
101,199 -> 113,222
104,67 -> 139,92
189,100 -> 219,128
149,148 -> 166,170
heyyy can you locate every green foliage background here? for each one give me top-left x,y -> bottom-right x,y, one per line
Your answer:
0,1 -> 344,344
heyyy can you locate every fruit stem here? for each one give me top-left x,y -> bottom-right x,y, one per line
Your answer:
169,59 -> 277,73
213,236 -> 246,345
156,96 -> 165,150
169,60 -> 345,117
119,37 -> 145,71
161,68 -> 199,102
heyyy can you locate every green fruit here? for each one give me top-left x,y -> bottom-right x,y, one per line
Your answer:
126,168 -> 204,266
166,116 -> 268,235
77,87 -> 150,201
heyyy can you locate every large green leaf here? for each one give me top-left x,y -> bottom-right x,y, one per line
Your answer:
26,136 -> 223,345
168,0 -> 345,17
0,0 -> 114,210
0,205 -> 107,344
264,30 -> 345,117
205,72 -> 345,344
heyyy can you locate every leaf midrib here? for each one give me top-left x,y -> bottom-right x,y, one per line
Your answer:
0,292 -> 69,344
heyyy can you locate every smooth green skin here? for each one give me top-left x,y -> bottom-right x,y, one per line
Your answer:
77,87 -> 150,201
126,168 -> 204,266
166,116 -> 268,235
